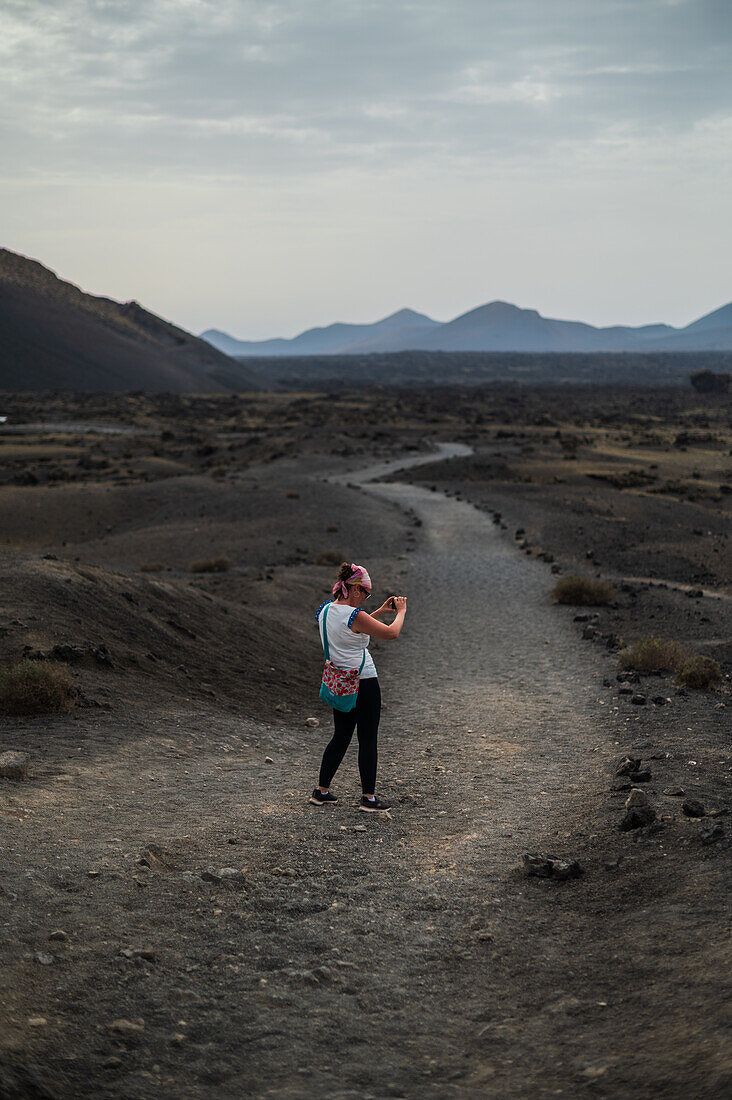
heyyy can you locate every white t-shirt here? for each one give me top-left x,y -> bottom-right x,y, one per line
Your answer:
316,601 -> 377,679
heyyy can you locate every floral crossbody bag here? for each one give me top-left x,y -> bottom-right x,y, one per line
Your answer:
318,603 -> 365,712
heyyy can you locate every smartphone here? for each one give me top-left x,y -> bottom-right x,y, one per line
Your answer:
389,597 -> 397,610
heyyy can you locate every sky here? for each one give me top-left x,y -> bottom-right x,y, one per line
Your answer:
1,0 -> 731,339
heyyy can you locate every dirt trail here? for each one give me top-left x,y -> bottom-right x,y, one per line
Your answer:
1,448 -> 728,1099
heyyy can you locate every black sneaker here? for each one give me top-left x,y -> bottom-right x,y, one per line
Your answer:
359,796 -> 391,813
309,788 -> 338,806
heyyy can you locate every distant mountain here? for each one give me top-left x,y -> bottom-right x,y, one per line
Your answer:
0,249 -> 264,392
203,299 -> 732,356
202,308 -> 440,357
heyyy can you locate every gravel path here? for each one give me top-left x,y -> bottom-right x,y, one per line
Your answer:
2,448 -> 721,1099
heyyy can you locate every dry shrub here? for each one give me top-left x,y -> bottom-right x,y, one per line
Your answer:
676,656 -> 722,689
0,659 -> 77,715
286,491 -> 300,499
619,638 -> 722,690
188,557 -> 230,574
314,550 -> 343,567
552,576 -> 616,605
618,637 -> 687,673
140,562 -> 165,573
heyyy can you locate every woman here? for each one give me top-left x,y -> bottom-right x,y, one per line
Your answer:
311,562 -> 407,812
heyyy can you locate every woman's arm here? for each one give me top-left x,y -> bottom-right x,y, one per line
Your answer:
351,597 -> 407,640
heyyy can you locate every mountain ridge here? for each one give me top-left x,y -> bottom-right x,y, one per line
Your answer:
202,299 -> 732,357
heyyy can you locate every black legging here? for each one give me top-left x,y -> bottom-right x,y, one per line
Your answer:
318,678 -> 382,794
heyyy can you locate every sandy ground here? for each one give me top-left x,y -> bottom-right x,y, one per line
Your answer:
0,390 -> 730,1099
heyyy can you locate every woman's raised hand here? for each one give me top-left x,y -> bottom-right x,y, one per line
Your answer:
393,596 -> 407,611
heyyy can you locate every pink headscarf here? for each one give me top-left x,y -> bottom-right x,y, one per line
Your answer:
332,563 -> 372,600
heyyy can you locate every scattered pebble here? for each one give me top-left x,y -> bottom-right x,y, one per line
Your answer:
27,1017 -> 48,1027
305,717 -> 320,728
523,854 -> 583,880
264,756 -> 274,764
48,929 -> 67,942
700,823 -> 724,845
682,799 -> 706,818
616,756 -> 641,777
620,789 -> 656,830
120,947 -> 156,961
0,751 -> 30,781
34,953 -> 54,966
109,1018 -> 145,1036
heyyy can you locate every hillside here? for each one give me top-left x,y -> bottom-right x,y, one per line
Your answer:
0,249 -> 263,393
206,299 -> 732,357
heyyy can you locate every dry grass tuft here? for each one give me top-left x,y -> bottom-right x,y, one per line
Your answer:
0,659 -> 78,715
618,637 -> 687,673
314,550 -> 343,567
619,637 -> 722,689
140,562 -> 165,573
675,656 -> 722,689
188,557 -> 231,574
552,576 -> 616,605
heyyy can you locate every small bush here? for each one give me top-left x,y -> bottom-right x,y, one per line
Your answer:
188,557 -> 230,574
618,637 -> 687,673
676,656 -> 722,689
0,659 -> 77,715
140,562 -> 165,573
552,576 -> 616,605
314,550 -> 343,567
619,637 -> 722,690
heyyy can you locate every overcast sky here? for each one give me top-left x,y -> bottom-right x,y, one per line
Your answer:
2,0 -> 730,338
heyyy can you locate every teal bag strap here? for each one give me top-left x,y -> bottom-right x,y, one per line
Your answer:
320,603 -> 331,662
321,603 -> 366,674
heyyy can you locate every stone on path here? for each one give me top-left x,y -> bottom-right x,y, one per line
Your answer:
620,789 -> 656,830
523,854 -> 583,880
616,756 -> 641,777
682,799 -> 706,818
0,751 -> 30,781
109,1018 -> 145,1036
138,844 -> 178,871
305,717 -> 320,728
700,823 -> 724,845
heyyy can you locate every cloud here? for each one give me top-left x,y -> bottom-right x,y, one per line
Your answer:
1,0 -> 730,180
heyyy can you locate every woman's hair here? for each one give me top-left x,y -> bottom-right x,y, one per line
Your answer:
335,561 -> 352,585
332,561 -> 372,600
